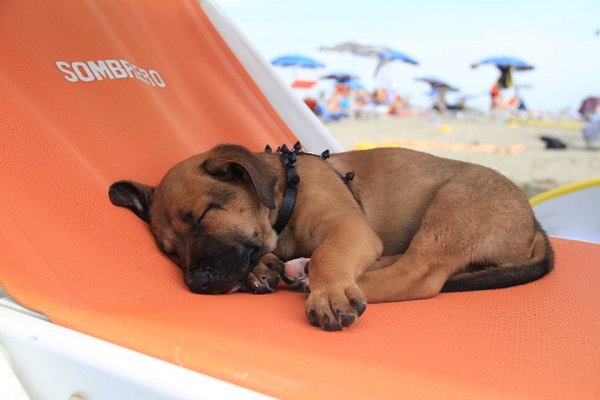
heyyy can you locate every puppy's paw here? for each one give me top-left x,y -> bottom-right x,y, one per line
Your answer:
241,262 -> 281,294
305,284 -> 366,331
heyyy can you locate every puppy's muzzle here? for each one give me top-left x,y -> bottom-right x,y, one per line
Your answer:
184,239 -> 263,294
185,269 -> 212,293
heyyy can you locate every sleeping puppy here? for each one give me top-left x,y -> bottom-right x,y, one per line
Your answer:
109,143 -> 553,330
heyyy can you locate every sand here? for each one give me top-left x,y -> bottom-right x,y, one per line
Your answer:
324,114 -> 600,198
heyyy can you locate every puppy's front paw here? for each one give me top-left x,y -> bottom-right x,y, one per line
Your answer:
241,262 -> 281,294
305,284 -> 366,331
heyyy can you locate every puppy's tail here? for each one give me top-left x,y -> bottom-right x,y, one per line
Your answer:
440,226 -> 554,293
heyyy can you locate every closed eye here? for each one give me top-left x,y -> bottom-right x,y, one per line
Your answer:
196,204 -> 219,230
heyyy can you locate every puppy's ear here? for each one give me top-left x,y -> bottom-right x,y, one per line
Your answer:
204,145 -> 277,210
108,180 -> 155,223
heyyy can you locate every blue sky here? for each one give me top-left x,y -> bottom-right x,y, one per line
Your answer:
214,0 -> 599,114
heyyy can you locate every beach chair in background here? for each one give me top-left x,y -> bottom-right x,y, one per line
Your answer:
1,1 -> 599,398
530,177 -> 600,244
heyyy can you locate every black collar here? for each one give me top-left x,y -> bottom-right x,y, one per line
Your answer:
270,143 -> 301,234
267,142 -> 355,234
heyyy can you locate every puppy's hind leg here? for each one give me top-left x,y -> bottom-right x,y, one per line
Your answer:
357,184 -> 549,303
357,241 -> 467,303
357,184 -> 495,303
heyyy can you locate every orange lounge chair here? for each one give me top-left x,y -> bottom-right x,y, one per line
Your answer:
1,1 -> 599,398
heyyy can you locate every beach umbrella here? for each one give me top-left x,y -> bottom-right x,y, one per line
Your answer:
471,55 -> 534,89
416,76 -> 459,91
319,41 -> 383,57
378,49 -> 419,65
374,48 -> 419,77
271,54 -> 325,81
320,42 -> 419,65
320,42 -> 383,82
321,70 -> 359,82
320,41 -> 418,77
471,56 -> 534,71
578,97 -> 600,119
271,54 -> 325,68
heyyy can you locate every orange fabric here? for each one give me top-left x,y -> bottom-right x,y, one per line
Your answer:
1,1 -> 599,398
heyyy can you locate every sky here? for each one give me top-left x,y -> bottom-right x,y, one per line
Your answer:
213,0 -> 599,114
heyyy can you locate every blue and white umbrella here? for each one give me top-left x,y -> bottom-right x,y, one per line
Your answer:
374,48 -> 418,77
271,54 -> 325,69
378,49 -> 419,65
471,55 -> 534,71
471,56 -> 534,89
319,42 -> 418,78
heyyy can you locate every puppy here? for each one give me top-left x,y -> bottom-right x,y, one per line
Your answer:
109,143 -> 553,330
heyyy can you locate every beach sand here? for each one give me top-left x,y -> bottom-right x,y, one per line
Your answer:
324,115 -> 600,198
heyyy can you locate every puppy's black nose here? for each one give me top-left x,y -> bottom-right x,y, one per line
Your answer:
186,270 -> 211,293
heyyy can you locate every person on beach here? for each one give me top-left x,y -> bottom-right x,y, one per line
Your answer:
490,83 -> 502,110
582,104 -> 600,149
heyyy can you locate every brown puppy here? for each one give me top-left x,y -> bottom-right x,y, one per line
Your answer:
109,143 -> 553,331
